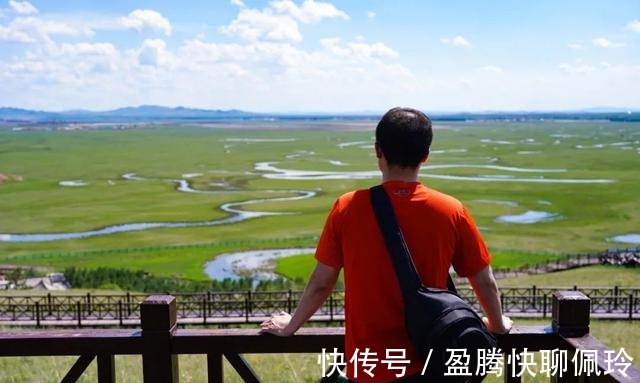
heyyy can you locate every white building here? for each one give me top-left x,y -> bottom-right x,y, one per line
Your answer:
24,273 -> 70,291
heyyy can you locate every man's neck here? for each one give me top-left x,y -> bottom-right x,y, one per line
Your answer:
381,166 -> 421,183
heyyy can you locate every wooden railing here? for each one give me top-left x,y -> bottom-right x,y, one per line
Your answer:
1,291 -> 639,382
1,286 -> 638,327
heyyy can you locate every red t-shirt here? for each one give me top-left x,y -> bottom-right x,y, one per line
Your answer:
315,180 -> 491,383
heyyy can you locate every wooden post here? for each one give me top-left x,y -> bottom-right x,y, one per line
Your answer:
207,353 -> 223,383
552,291 -> 590,337
97,354 -> 116,383
141,295 -> 179,383
503,350 -> 521,383
552,291 -> 590,383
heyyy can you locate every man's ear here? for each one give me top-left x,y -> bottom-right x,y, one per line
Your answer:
375,142 -> 383,159
420,152 -> 429,164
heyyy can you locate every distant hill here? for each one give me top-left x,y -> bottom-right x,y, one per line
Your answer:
0,107 -> 59,122
0,106 -> 257,123
0,106 -> 638,123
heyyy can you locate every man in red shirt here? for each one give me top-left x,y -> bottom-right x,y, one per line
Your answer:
261,107 -> 512,382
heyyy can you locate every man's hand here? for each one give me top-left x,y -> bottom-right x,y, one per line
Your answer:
259,311 -> 293,336
482,315 -> 513,335
258,262 -> 340,337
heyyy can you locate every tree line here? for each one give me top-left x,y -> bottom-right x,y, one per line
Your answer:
63,267 -> 307,292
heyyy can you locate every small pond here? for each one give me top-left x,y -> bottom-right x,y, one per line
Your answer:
607,234 -> 640,244
496,210 -> 562,224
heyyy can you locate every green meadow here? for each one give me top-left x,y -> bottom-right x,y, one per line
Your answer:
1,121 -> 639,282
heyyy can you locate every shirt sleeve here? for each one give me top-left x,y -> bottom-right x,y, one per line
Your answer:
314,199 -> 343,269
451,207 -> 491,277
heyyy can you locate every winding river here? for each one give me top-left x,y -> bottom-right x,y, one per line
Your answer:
0,159 -> 619,243
0,174 -> 316,243
254,162 -> 615,183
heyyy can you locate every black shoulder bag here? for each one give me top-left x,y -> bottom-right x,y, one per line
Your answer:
370,185 -> 496,382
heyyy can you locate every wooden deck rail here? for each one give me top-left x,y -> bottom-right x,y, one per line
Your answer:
1,291 -> 639,382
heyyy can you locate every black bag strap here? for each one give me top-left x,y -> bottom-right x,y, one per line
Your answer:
370,185 -> 457,297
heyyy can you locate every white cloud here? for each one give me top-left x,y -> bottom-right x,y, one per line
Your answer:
230,0 -> 246,7
452,36 -> 471,47
220,8 -> 302,42
441,35 -> 471,47
137,39 -> 173,67
367,11 -> 376,19
60,42 -> 117,56
559,62 -> 595,74
220,1 -> 348,44
120,9 -> 172,36
350,42 -> 398,58
627,20 -> 640,33
320,37 -> 398,58
592,37 -> 625,48
478,65 -> 503,73
0,26 -> 413,111
0,38 -> 121,93
567,43 -> 583,50
270,0 -> 349,23
0,23 -> 34,42
0,16 -> 92,43
9,0 -> 37,15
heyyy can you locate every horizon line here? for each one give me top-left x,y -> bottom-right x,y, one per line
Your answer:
1,105 -> 639,115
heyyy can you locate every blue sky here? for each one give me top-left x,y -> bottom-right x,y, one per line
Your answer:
0,0 -> 638,112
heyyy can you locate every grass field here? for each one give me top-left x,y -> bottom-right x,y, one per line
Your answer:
0,319 -> 637,382
273,250 -> 590,282
498,265 -> 640,287
1,121 -> 639,282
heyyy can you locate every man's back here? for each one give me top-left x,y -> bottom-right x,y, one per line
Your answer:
260,107 -> 510,383
315,180 -> 491,382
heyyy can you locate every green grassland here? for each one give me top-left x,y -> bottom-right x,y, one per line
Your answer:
498,265 -> 640,287
1,319 -> 637,382
1,121 -> 639,282
273,250 -> 576,283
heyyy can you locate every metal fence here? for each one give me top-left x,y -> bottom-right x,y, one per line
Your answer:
1,286 -> 638,327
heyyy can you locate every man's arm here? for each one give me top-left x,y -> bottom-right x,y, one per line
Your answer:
467,265 -> 512,334
260,261 -> 340,336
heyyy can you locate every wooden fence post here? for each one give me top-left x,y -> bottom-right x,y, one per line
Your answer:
141,295 -> 179,383
551,291 -> 589,383
97,354 -> 116,383
552,290 -> 590,337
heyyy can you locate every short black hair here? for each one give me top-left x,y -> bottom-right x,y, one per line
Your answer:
375,107 -> 433,168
